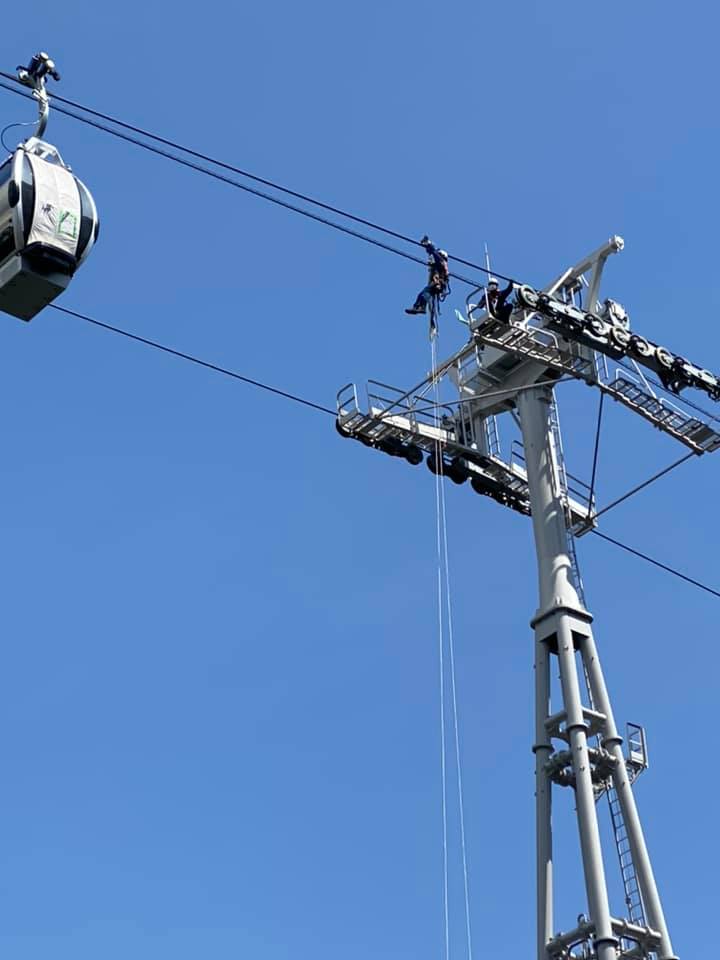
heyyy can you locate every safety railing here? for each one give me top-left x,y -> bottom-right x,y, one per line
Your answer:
454,343 -> 485,386
366,379 -> 456,432
336,382 -> 361,422
626,723 -> 649,776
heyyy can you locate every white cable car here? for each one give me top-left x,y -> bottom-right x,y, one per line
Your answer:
0,53 -> 99,321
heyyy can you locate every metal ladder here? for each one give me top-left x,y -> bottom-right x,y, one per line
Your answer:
584,702 -> 649,949
608,788 -> 645,928
484,414 -> 501,458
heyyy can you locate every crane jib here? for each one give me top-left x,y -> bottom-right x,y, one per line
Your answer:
515,285 -> 720,401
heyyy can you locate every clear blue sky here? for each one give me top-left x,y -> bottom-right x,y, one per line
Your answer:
0,3 -> 717,958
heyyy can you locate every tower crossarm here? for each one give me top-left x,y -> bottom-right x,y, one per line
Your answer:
472,313 -> 720,454
516,284 -> 720,405
335,380 -> 593,525
542,235 -> 625,302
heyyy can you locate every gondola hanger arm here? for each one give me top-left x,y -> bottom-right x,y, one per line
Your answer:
16,52 -> 60,140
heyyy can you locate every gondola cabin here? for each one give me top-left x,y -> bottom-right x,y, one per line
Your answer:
0,138 -> 98,321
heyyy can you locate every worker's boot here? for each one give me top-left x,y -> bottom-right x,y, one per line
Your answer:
405,303 -> 426,315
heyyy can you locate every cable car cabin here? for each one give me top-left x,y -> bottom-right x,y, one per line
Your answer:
0,138 -> 98,321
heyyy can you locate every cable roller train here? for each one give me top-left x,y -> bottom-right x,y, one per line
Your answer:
0,53 -> 98,321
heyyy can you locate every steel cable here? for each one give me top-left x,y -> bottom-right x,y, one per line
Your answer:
50,304 -> 335,415
50,300 -> 720,602
0,74 -> 513,287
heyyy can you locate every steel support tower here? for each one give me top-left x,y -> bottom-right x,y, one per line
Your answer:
336,236 -> 720,958
520,382 -> 675,960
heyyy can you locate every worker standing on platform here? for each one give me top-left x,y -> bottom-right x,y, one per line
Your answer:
482,277 -> 514,323
405,236 -> 450,335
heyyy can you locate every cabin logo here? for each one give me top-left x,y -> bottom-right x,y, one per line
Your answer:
56,209 -> 78,241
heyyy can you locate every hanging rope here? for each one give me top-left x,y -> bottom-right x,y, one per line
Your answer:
439,442 -> 474,960
430,336 -> 474,960
431,334 -> 450,960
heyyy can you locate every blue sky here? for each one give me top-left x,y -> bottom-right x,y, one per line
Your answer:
0,2 -> 717,958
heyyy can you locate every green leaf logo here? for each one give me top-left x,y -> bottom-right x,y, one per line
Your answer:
57,210 -> 78,241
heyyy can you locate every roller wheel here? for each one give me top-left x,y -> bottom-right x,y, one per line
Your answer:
404,444 -> 423,466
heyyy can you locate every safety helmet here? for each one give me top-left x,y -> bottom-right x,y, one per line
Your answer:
488,277 -> 499,287
438,249 -> 448,259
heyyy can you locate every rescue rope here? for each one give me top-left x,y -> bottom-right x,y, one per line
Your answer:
431,334 -> 450,960
440,470 -> 474,960
430,335 -> 474,960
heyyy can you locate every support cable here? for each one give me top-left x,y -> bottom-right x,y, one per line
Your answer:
51,302 -> 720,604
6,72 -> 720,430
591,530 -> 720,600
49,304 -> 335,416
0,76 -> 512,288
593,452 -> 695,523
586,392 -> 605,518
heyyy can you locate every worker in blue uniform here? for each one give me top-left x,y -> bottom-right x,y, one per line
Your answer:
405,236 -> 450,321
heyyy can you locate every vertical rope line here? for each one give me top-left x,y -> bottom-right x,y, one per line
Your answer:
431,335 -> 450,960
439,478 -> 474,960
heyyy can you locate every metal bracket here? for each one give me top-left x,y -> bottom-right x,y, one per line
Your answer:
17,51 -> 60,140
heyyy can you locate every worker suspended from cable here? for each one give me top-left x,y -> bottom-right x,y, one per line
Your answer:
481,277 -> 514,323
405,235 -> 450,336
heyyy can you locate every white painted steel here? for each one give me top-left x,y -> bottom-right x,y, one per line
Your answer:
581,633 -> 678,960
519,387 -> 617,960
534,635 -> 553,960
516,388 -> 579,613
337,233 -> 685,960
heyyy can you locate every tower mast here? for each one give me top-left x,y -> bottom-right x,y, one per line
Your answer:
336,235 -> 720,958
518,383 -> 676,960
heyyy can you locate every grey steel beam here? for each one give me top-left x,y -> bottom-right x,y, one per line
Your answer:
554,615 -> 617,960
580,632 -> 679,960
534,634 -> 553,959
518,386 -> 617,960
516,387 -> 580,614
543,236 -> 624,298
